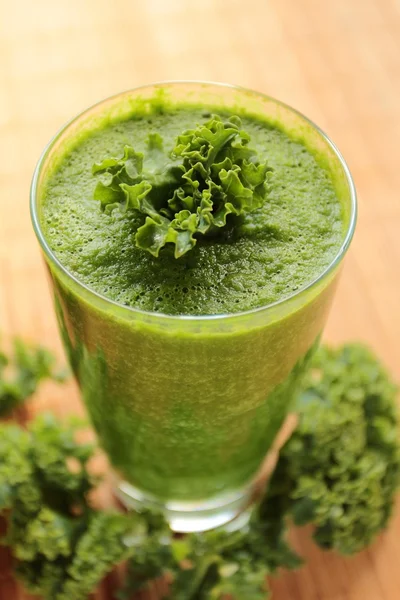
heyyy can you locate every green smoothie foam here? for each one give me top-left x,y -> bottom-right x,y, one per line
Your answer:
34,86 -> 351,503
42,107 -> 342,316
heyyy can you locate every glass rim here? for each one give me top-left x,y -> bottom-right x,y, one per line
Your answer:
30,80 -> 357,322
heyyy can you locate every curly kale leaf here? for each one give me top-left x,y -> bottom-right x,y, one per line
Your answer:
266,343 -> 400,555
29,413 -> 96,511
93,115 -> 273,258
120,505 -> 299,600
117,509 -> 177,596
0,414 -> 133,600
0,413 -> 96,523
54,512 -> 134,600
14,511 -> 133,600
12,507 -> 75,561
93,145 -> 151,213
0,338 -> 66,417
0,413 -> 95,521
0,423 -> 39,512
207,566 -> 270,600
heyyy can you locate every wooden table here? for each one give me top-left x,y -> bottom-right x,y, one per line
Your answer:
1,0 -> 400,598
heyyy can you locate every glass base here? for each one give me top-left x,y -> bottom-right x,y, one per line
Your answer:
114,478 -> 252,533
112,415 -> 298,533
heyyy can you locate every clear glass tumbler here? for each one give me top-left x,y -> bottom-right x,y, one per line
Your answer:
31,82 -> 357,532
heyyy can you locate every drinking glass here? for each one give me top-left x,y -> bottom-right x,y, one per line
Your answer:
31,82 -> 357,532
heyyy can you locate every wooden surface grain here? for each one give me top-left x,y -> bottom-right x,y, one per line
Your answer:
1,0 -> 400,598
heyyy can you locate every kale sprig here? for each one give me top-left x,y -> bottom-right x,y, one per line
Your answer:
93,114 -> 273,258
0,414 -> 134,600
0,338 -> 66,417
118,504 -> 300,600
266,343 -> 400,555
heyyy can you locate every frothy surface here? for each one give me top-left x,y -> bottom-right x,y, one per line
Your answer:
41,108 -> 343,315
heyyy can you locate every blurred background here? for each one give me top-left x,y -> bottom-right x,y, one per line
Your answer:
0,0 -> 399,598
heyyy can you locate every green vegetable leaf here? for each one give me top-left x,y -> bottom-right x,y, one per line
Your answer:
121,502 -> 299,599
0,424 -> 37,511
93,145 -> 146,213
0,413 -> 96,520
210,566 -> 270,600
267,343 -> 400,555
14,511 -> 133,600
93,114 -> 273,258
0,414 -> 133,600
0,338 -> 67,418
17,508 -> 74,561
55,512 -> 134,600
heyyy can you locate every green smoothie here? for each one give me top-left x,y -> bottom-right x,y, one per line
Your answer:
32,84 -> 354,510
